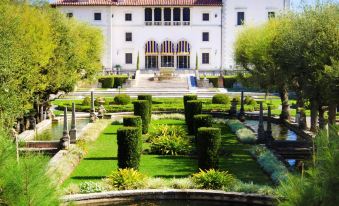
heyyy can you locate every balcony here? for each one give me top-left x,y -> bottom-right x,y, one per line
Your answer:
145,21 -> 152,26
183,21 -> 190,26
173,21 -> 181,26
154,21 -> 162,25
164,21 -> 171,26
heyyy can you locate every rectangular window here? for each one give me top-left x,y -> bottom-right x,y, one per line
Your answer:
268,11 -> 275,19
173,8 -> 181,21
202,53 -> 209,64
237,12 -> 245,25
125,53 -> 132,64
66,13 -> 73,18
154,8 -> 162,21
125,32 -> 132,42
145,8 -> 152,21
125,13 -> 132,21
94,12 -> 101,21
202,13 -> 209,21
164,8 -> 171,21
183,8 -> 190,21
202,32 -> 209,42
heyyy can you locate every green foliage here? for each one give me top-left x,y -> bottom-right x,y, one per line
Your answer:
193,114 -> 213,136
183,95 -> 198,124
114,94 -> 131,105
236,128 -> 256,144
192,169 -> 236,190
123,115 -> 142,128
223,76 -> 237,88
113,76 -> 128,88
212,94 -> 230,104
201,77 -> 218,87
150,135 -> 191,155
106,168 -> 146,190
98,76 -> 114,88
197,127 -> 221,170
137,94 -> 152,119
117,127 -> 142,170
82,97 -> 91,106
133,100 -> 150,134
244,96 -> 257,106
149,124 -> 186,140
94,97 -> 106,106
185,100 -> 202,134
277,126 -> 339,206
79,181 -> 105,194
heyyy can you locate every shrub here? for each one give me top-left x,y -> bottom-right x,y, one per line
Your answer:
201,77 -> 218,87
149,124 -> 186,140
123,115 -> 142,128
138,94 -> 152,118
98,76 -> 114,88
152,113 -> 185,120
82,97 -> 91,106
79,181 -> 105,194
236,128 -> 256,144
192,169 -> 236,190
197,127 -> 221,169
113,75 -> 128,88
94,97 -> 106,106
234,182 -> 274,195
244,96 -> 257,106
107,168 -> 146,190
168,178 -> 194,189
193,114 -> 213,136
223,76 -> 237,88
133,100 -> 150,134
183,94 -> 198,124
114,94 -> 131,105
232,96 -> 241,104
186,100 -> 202,134
117,127 -> 142,169
150,135 -> 191,155
212,94 -> 230,104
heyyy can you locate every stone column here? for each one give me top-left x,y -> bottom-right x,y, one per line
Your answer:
90,91 -> 97,123
59,107 -> 70,150
69,103 -> 77,144
238,91 -> 245,121
257,102 -> 265,143
265,106 -> 273,142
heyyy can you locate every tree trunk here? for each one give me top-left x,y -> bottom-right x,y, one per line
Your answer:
310,100 -> 318,132
279,84 -> 290,121
318,105 -> 326,130
328,102 -> 337,125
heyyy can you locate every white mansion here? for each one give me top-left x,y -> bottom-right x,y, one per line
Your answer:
52,0 -> 289,71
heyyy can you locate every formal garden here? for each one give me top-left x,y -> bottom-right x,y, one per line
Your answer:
0,1 -> 338,206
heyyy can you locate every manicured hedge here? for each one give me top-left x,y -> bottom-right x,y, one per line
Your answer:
183,95 -> 198,125
223,76 -> 237,88
197,127 -> 221,170
137,95 -> 152,118
82,97 -> 91,106
212,94 -> 230,104
123,116 -> 142,128
193,114 -> 213,136
133,100 -> 150,134
114,75 -> 128,88
186,100 -> 202,134
98,76 -> 114,88
114,94 -> 131,105
117,127 -> 142,170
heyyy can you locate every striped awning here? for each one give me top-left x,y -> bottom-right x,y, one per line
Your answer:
176,41 -> 190,55
145,41 -> 159,55
161,41 -> 175,55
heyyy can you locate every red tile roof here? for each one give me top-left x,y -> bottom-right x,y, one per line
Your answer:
52,0 -> 223,7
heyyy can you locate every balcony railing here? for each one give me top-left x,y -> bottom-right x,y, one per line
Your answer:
144,21 -> 190,26
145,21 -> 152,26
183,21 -> 190,26
164,21 -> 171,26
154,21 -> 162,25
173,21 -> 181,26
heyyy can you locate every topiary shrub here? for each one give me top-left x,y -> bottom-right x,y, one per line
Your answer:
192,169 -> 237,190
186,100 -> 202,134
197,127 -> 221,169
183,94 -> 198,125
223,76 -> 237,88
123,115 -> 142,128
137,94 -> 152,118
193,114 -> 213,137
117,127 -> 142,170
113,75 -> 128,88
114,94 -> 131,105
82,97 -> 91,106
106,168 -> 146,190
98,76 -> 114,88
133,100 -> 150,134
212,94 -> 230,104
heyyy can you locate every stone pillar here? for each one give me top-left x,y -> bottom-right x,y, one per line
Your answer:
69,103 -> 77,144
59,107 -> 70,150
257,102 -> 265,143
238,91 -> 245,121
265,106 -> 273,142
229,99 -> 237,118
90,91 -> 97,123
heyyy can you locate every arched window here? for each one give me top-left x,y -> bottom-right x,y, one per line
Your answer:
176,41 -> 190,69
145,41 -> 159,69
161,41 -> 175,67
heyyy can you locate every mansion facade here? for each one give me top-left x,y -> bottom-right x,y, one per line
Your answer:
52,0 -> 289,70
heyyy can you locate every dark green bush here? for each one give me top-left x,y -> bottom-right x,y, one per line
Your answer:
244,96 -> 256,106
212,94 -> 230,104
123,115 -> 142,128
133,100 -> 150,134
197,127 -> 221,170
98,76 -> 114,88
137,95 -> 152,118
114,76 -> 128,88
114,94 -> 131,105
82,97 -> 91,106
117,127 -> 142,170
233,96 -> 241,104
193,114 -> 213,136
183,95 -> 198,125
186,100 -> 203,134
223,76 -> 237,88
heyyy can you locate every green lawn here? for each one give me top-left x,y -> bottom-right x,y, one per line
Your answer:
63,119 -> 271,187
